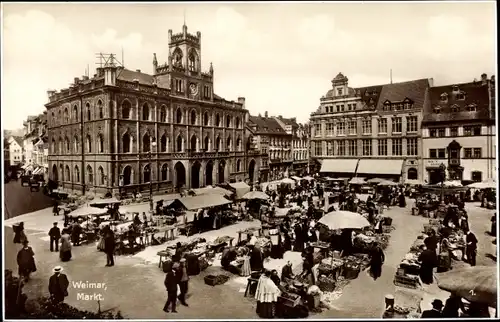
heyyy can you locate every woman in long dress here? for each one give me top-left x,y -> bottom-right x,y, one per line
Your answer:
255,270 -> 281,318
60,229 -> 72,262
241,248 -> 251,277
17,240 -> 36,281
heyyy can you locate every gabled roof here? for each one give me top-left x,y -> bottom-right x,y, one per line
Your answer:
423,81 -> 492,124
248,116 -> 288,135
10,136 -> 23,147
376,78 -> 430,111
277,117 -> 298,127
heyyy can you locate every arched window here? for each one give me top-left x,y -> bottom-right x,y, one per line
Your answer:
72,105 -> 78,122
122,100 -> 131,119
236,138 -> 242,151
226,137 -> 232,151
188,50 -> 198,72
216,136 -> 221,151
58,111 -> 61,125
51,139 -> 56,154
74,165 -> 80,183
190,135 -> 197,152
143,133 -> 151,152
226,115 -> 231,128
143,164 -> 151,183
86,135 -> 92,153
142,103 -> 150,121
73,136 -> 79,153
97,100 -> 103,118
176,108 -> 183,124
97,134 -> 104,153
204,112 -> 209,126
98,166 -> 105,185
215,114 -> 221,127
204,136 -> 209,151
65,165 -> 70,182
160,134 -> 167,152
176,135 -> 183,152
160,105 -> 167,122
51,112 -> 55,126
407,168 -> 418,180
65,137 -> 70,153
122,133 -> 131,153
64,108 -> 69,124
123,165 -> 132,185
87,165 -> 93,184
190,110 -> 197,125
58,138 -> 63,154
235,117 -> 241,128
60,165 -> 64,181
161,164 -> 169,181
236,159 -> 241,172
86,103 -> 91,121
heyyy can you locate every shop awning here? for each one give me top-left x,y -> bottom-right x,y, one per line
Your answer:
178,194 -> 232,210
356,159 -> 404,176
32,167 -> 43,175
191,186 -> 232,197
229,182 -> 251,200
320,159 -> 359,173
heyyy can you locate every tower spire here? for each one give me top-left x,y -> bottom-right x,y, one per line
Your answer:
183,9 -> 186,27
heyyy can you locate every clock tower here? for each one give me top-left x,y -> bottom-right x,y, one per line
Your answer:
153,24 -> 214,101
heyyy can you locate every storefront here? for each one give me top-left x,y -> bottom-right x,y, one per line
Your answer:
356,159 -> 404,183
319,159 -> 359,177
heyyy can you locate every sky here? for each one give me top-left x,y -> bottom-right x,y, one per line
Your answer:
1,1 -> 496,129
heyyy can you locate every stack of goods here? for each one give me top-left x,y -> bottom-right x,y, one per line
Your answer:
204,274 -> 230,286
343,254 -> 370,271
353,233 -> 390,252
317,275 -> 336,292
211,236 -> 233,247
254,237 -> 271,249
342,260 -> 360,280
398,252 -> 421,276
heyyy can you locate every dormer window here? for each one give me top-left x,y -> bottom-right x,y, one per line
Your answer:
433,106 -> 441,114
440,93 -> 448,102
337,88 -> 343,96
467,104 -> 477,112
383,100 -> 391,111
450,104 -> 459,112
456,92 -> 465,100
452,86 -> 459,92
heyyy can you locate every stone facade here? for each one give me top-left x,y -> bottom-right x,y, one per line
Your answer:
46,24 -> 261,195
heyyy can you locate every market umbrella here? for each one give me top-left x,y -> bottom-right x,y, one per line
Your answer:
441,180 -> 463,187
378,180 -> 398,186
367,178 -> 385,184
68,206 -> 107,218
318,210 -> 370,230
467,179 -> 496,189
242,191 -> 269,201
89,197 -> 122,208
349,177 -> 366,185
436,266 -> 497,307
281,178 -> 295,185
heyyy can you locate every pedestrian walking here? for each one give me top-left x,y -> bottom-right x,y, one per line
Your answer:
104,226 -> 116,267
48,222 -> 61,252
418,248 -> 437,284
369,243 -> 385,280
163,264 -> 178,313
17,240 -> 36,282
177,258 -> 189,306
465,229 -> 478,266
59,229 -> 72,262
71,220 -> 82,246
48,266 -> 69,304
52,201 -> 59,216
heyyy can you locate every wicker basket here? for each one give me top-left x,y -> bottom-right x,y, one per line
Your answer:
317,275 -> 336,292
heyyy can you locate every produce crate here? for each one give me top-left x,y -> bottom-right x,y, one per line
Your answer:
204,274 -> 229,286
278,293 -> 301,307
382,225 -> 392,234
343,264 -> 360,280
393,274 -> 419,289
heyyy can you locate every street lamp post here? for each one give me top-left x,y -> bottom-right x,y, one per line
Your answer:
149,139 -> 157,212
439,163 -> 446,201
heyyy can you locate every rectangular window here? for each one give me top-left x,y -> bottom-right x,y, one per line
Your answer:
338,141 -> 345,156
327,142 -> 334,156
406,116 -> 418,133
407,138 -> 418,156
378,139 -> 387,156
473,148 -> 482,158
464,126 -> 482,136
392,117 -> 402,133
362,119 -> 372,134
348,120 -> 357,135
362,139 -> 372,156
438,128 -> 445,137
438,148 -> 446,158
430,129 -> 437,137
392,138 -> 402,156
378,118 -> 387,133
315,124 -> 322,137
429,149 -> 437,158
314,144 -> 322,156
326,123 -> 334,136
450,127 -> 458,137
336,122 -> 345,136
348,140 -> 357,156
340,104 -> 345,112
464,148 -> 472,158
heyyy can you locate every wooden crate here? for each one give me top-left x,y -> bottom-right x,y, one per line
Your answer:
278,293 -> 301,307
393,274 -> 419,289
382,225 -> 392,233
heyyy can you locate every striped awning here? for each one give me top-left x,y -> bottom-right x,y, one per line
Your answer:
33,167 -> 44,175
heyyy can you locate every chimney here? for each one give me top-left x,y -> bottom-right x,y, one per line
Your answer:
47,90 -> 56,98
481,73 -> 488,85
278,115 -> 283,119
428,78 -> 434,87
96,68 -> 104,77
264,111 -> 268,118
291,117 -> 297,123
136,69 -> 141,73
74,77 -> 80,84
237,97 -> 246,108
82,75 -> 89,81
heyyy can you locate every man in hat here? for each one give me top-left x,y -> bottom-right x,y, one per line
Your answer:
421,299 -> 443,318
465,229 -> 478,266
177,258 -> 189,306
48,222 -> 61,252
49,266 -> 69,303
71,219 -> 82,246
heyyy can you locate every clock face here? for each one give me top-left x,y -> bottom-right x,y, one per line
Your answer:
189,83 -> 199,95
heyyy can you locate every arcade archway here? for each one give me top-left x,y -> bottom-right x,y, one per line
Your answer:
206,161 -> 213,186
52,164 -> 58,181
191,162 -> 201,189
248,159 -> 256,183
218,160 -> 226,184
175,162 -> 186,190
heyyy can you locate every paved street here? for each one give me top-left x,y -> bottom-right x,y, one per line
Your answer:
3,180 -> 53,219
4,199 -> 496,318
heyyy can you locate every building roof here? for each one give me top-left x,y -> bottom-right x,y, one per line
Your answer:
11,136 -> 23,147
276,116 -> 298,127
116,68 -> 155,85
248,116 -> 288,135
423,81 -> 492,124
376,78 -> 430,111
